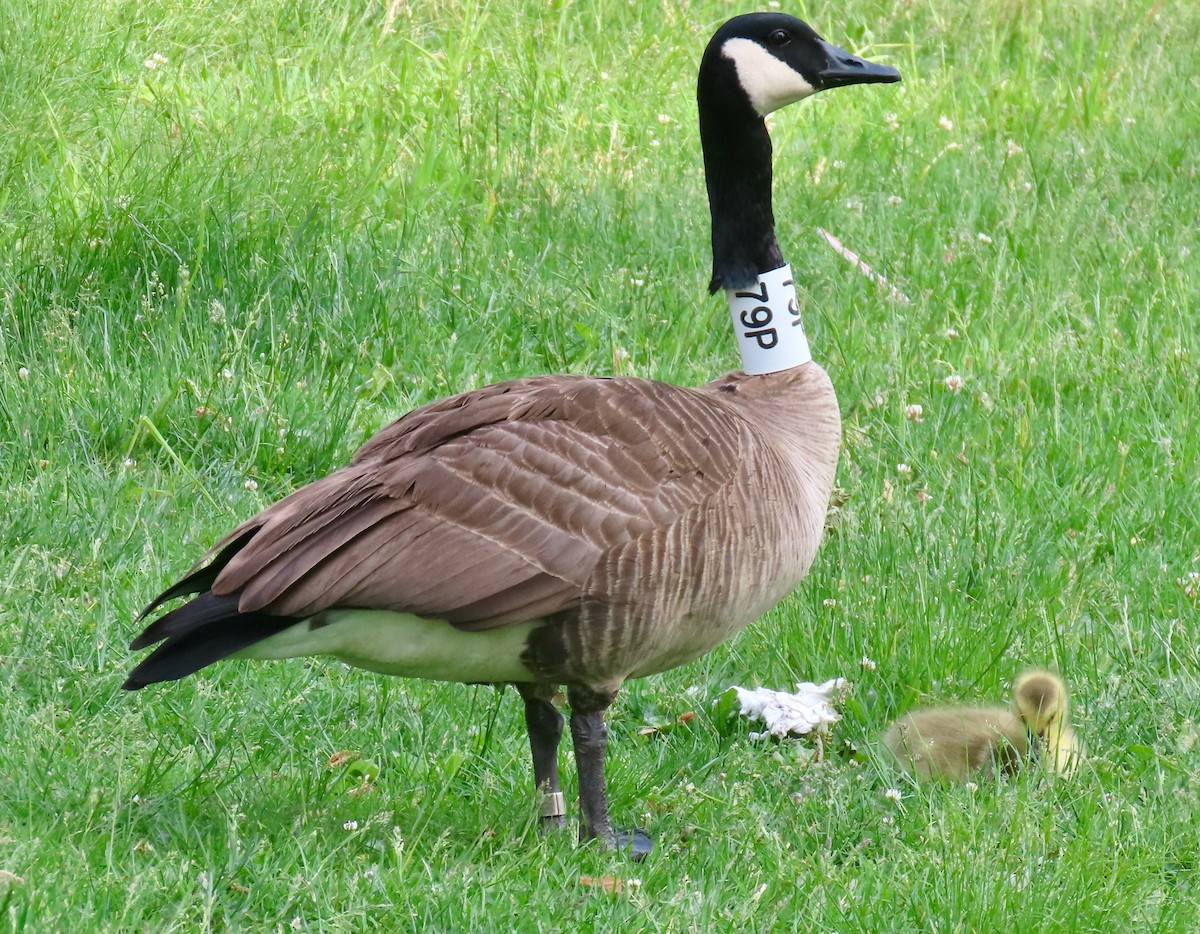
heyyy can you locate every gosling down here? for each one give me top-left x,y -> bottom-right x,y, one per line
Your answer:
123,15 -> 900,857
884,670 -> 1081,780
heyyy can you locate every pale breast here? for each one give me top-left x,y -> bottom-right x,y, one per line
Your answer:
522,362 -> 841,685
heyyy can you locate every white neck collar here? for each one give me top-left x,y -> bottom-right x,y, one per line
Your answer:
726,264 -> 812,374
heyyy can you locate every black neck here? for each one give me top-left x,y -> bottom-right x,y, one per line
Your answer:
698,63 -> 784,293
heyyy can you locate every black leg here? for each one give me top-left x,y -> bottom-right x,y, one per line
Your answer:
516,682 -> 566,830
568,684 -> 653,860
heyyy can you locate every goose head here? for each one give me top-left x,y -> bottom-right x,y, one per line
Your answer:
697,14 -> 900,292
1012,669 -> 1082,776
1012,670 -> 1070,738
701,13 -> 902,118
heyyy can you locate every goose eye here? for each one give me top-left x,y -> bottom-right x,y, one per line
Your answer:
768,29 -> 791,47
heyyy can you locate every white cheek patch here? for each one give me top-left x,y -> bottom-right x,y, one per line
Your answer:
721,37 -> 816,116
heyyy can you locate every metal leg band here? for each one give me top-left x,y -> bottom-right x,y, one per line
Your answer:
539,791 -> 566,819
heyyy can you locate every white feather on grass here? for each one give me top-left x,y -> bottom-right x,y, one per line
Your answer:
728,678 -> 850,740
816,227 -> 910,304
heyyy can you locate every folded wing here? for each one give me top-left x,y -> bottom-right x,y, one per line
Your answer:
142,375 -> 749,637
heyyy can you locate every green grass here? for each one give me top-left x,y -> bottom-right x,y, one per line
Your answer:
2,0 -> 1198,929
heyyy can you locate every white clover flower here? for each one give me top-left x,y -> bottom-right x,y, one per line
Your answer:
244,479 -> 258,491
888,195 -> 902,205
977,232 -> 993,244
1005,139 -> 1023,157
291,919 -> 303,931
942,374 -> 965,392
657,113 -> 671,125
896,463 -> 912,478
937,115 -> 954,131
343,820 -> 358,831
965,781 -> 979,793
905,403 -> 924,423
860,656 -> 877,671
17,366 -> 29,380
884,788 -> 903,803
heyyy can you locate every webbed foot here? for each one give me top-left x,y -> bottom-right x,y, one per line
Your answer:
612,827 -> 653,860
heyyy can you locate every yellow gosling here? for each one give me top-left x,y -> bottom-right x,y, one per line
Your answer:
885,669 -> 1083,780
883,706 -> 1029,781
1012,669 -> 1082,777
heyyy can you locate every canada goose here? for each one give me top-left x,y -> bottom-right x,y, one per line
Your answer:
883,706 -> 1030,781
884,670 -> 1081,780
125,14 -> 900,856
1013,669 -> 1082,776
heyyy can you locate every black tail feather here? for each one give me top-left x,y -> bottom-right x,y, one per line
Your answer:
137,526 -> 260,622
124,591 -> 297,689
131,591 -> 242,650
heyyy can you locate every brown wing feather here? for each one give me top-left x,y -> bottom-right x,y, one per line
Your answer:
194,375 -> 748,630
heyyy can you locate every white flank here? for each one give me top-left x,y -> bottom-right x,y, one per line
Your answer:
721,38 -> 815,116
236,610 -> 539,683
